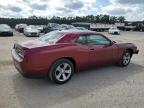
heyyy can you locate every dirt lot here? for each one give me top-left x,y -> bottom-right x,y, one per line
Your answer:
0,31 -> 144,108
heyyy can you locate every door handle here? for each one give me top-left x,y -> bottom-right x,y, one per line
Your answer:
90,48 -> 94,50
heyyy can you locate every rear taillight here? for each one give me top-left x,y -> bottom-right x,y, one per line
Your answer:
14,44 -> 25,58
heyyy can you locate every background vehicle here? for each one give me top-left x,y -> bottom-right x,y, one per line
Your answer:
16,24 -> 27,33
35,25 -> 46,33
0,24 -> 13,36
90,23 -> 125,31
135,23 -> 144,31
76,27 -> 88,30
43,23 -> 63,33
60,24 -> 76,30
24,25 -> 40,37
12,30 -> 139,84
109,27 -> 120,35
15,24 -> 19,31
60,24 -> 69,30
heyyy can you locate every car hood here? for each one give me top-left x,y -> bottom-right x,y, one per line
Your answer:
114,40 -> 134,45
109,29 -> 119,31
25,29 -> 39,33
18,39 -> 54,49
0,28 -> 12,32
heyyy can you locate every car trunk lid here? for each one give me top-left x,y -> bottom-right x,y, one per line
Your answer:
16,39 -> 54,49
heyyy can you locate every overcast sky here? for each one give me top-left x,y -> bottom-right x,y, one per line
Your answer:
0,0 -> 144,21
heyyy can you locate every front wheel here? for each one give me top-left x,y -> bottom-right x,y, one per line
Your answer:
118,50 -> 132,67
48,59 -> 74,84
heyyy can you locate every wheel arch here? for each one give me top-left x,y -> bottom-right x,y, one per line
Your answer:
49,56 -> 77,73
60,57 -> 76,71
126,48 -> 134,56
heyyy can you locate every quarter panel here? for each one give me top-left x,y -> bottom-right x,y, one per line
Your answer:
26,43 -> 89,73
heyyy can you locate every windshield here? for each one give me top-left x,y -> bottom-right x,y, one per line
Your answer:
39,31 -> 64,43
26,26 -> 36,30
111,28 -> 118,30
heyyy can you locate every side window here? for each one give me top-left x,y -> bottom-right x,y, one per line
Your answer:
76,35 -> 87,45
87,34 -> 110,45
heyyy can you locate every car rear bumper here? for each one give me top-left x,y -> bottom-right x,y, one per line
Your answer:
12,49 -> 47,77
0,32 -> 13,36
134,49 -> 139,54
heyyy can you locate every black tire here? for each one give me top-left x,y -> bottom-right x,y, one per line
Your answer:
48,59 -> 74,84
118,50 -> 132,67
10,33 -> 13,36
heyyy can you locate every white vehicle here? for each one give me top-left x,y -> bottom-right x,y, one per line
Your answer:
35,25 -> 45,33
24,26 -> 40,37
0,24 -> 13,36
15,24 -> 19,31
109,27 -> 120,35
15,24 -> 27,32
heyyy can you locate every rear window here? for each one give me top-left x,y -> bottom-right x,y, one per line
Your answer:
76,35 -> 87,45
39,31 -> 64,43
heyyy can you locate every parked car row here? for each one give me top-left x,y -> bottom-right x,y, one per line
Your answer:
15,24 -> 44,37
0,23 -> 120,37
0,23 -> 88,37
43,23 -> 88,34
15,23 -> 88,37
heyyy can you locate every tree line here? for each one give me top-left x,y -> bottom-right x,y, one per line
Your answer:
0,14 -> 125,28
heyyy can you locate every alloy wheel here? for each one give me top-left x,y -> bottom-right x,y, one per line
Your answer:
55,63 -> 72,82
123,52 -> 131,65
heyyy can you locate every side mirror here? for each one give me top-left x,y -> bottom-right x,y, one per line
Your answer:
109,41 -> 115,46
113,41 -> 116,43
104,42 -> 113,47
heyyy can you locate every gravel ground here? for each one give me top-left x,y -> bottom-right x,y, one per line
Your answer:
0,31 -> 144,108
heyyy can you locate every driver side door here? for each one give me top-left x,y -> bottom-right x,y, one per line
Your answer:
87,34 -> 118,66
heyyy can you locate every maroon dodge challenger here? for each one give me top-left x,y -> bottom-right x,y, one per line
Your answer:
12,30 -> 139,84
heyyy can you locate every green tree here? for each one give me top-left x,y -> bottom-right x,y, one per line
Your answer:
117,16 -> 125,23
110,16 -> 117,24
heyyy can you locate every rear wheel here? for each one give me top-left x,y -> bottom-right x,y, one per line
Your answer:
119,50 -> 132,67
48,59 -> 74,84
